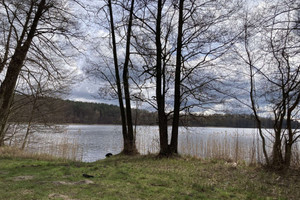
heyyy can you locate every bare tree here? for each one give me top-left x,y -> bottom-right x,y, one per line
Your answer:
228,0 -> 300,168
0,0 -> 81,145
95,0 -> 137,154
130,0 -> 241,156
170,0 -> 184,154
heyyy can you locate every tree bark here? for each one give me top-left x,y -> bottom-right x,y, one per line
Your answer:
284,93 -> 300,167
107,0 -> 137,154
122,0 -> 137,154
284,139 -> 292,168
284,111 -> 293,167
272,130 -> 283,167
272,99 -> 285,168
156,0 -> 169,156
170,0 -> 184,154
107,0 -> 129,152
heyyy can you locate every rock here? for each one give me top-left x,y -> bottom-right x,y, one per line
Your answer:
105,153 -> 113,158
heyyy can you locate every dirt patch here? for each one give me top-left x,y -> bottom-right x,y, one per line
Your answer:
13,175 -> 34,181
48,193 -> 79,200
21,189 -> 34,195
0,171 -> 8,175
53,179 -> 94,185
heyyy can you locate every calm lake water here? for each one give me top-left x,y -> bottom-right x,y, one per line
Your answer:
19,125 -> 268,163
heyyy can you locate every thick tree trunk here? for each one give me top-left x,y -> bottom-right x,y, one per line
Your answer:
272,125 -> 284,168
284,141 -> 292,168
0,0 -> 46,145
170,0 -> 184,154
272,109 -> 285,168
122,0 -> 137,155
0,49 -> 28,145
159,115 -> 169,156
272,146 -> 282,165
155,0 -> 170,156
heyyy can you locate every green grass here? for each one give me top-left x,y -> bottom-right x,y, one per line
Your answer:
0,149 -> 299,200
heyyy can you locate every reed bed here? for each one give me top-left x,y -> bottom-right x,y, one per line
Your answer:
136,127 -> 300,167
5,126 -> 83,161
43,136 -> 83,161
4,125 -> 300,166
178,131 -> 263,164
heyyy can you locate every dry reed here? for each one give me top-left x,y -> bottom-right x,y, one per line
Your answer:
5,126 -> 83,161
5,125 -> 300,166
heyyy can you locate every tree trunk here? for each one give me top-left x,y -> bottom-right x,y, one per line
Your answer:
107,0 -> 129,153
0,52 -> 23,143
0,48 -> 29,144
0,116 -> 9,146
244,24 -> 270,165
284,141 -> 292,168
21,96 -> 38,150
159,114 -> 169,156
272,106 -> 285,168
283,110 -> 294,168
122,0 -> 137,155
170,0 -> 184,154
107,0 -> 138,155
272,128 -> 284,168
0,0 -> 46,146
155,0 -> 170,156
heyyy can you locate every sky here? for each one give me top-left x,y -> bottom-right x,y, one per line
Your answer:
65,0 -> 283,116
69,79 -> 102,103
63,0 -> 116,105
1,0 -> 295,117
66,0 -> 240,106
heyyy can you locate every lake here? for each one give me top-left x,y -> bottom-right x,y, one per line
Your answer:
17,124 -> 270,163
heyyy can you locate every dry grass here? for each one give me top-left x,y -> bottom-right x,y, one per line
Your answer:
0,146 -> 60,161
5,125 -> 300,167
136,128 -> 300,167
1,153 -> 300,199
179,131 -> 266,165
45,136 -> 83,161
136,129 -> 265,165
4,127 -> 83,161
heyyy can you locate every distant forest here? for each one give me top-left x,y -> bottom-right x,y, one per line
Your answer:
8,96 -> 300,129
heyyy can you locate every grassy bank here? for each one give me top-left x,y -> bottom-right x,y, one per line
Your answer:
0,148 -> 299,200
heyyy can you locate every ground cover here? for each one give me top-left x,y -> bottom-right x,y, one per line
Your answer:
0,148 -> 299,200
